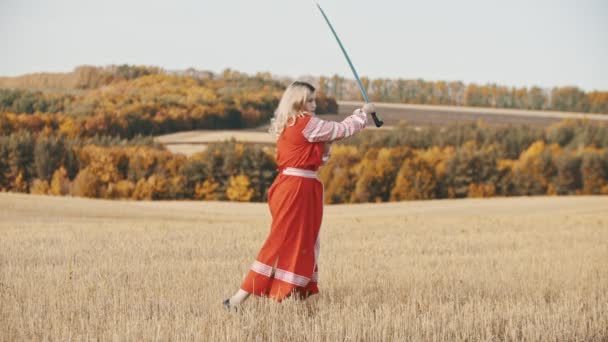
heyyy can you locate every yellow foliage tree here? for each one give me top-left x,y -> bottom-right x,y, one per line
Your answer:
195,179 -> 220,200
512,140 -> 562,195
77,145 -> 121,184
131,175 -> 169,200
468,183 -> 496,198
418,146 -> 455,179
168,175 -> 186,199
390,156 -> 436,201
131,179 -> 150,200
30,179 -> 50,195
580,149 -> 607,195
71,168 -> 98,198
226,174 -> 254,202
50,167 -> 71,196
58,117 -> 80,138
12,171 -> 28,192
320,145 -> 361,204
353,147 -> 412,203
106,180 -> 135,199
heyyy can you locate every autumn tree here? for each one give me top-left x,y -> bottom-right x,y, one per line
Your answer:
580,149 -> 608,194
71,168 -> 99,198
390,155 -> 436,201
552,152 -> 582,195
418,146 -> 454,198
352,147 -> 412,203
50,167 -> 71,196
2,131 -> 35,192
106,180 -> 135,199
34,135 -> 66,182
551,87 -> 587,112
195,179 -> 220,200
587,91 -> 608,114
510,141 -> 560,195
30,179 -> 50,195
320,145 -> 361,204
131,174 -> 170,200
444,141 -> 502,198
226,174 -> 255,202
180,157 -> 212,199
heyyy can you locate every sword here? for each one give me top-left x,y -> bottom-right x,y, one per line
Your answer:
314,1 -> 384,127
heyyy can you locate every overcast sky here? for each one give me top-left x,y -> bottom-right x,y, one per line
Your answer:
1,0 -> 606,91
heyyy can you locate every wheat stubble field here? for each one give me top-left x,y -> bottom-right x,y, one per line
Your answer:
0,193 -> 607,341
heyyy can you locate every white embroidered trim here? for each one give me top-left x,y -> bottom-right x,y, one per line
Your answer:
251,260 -> 273,277
345,120 -> 352,137
275,269 -> 310,287
282,167 -> 318,179
330,121 -> 338,141
309,118 -> 324,140
250,260 -> 312,287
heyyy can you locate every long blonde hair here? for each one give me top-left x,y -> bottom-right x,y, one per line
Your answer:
269,81 -> 315,138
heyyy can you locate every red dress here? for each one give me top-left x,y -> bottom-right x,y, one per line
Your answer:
240,109 -> 367,301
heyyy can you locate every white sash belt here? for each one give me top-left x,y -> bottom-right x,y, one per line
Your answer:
282,167 -> 318,179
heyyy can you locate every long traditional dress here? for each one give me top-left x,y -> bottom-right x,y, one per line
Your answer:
239,108 -> 367,301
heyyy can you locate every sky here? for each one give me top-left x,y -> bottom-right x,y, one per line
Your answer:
1,0 -> 607,91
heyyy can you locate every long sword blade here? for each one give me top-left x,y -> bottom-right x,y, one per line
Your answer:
315,2 -> 369,103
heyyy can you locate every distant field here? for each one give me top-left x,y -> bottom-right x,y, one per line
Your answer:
156,102 -> 608,155
336,101 -> 608,127
155,130 -> 276,156
1,193 -> 606,341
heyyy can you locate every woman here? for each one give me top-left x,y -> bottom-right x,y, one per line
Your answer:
225,81 -> 375,308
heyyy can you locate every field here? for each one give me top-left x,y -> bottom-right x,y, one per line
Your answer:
155,102 -> 608,156
154,130 -> 275,156
1,193 -> 607,341
336,101 -> 608,127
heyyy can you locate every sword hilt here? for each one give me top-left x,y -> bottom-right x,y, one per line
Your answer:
371,112 -> 383,127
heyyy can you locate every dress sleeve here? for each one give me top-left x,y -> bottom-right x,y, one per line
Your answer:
301,108 -> 368,143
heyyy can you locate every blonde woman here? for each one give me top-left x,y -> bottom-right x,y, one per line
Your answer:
224,81 -> 375,309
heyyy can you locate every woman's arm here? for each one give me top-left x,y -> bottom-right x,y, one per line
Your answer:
302,108 -> 368,143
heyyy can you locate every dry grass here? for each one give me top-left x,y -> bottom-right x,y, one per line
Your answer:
1,193 -> 607,341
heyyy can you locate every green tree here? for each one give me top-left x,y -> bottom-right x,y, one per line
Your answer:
34,135 -> 66,182
444,141 -> 502,198
580,150 -> 607,194
552,152 -> 582,195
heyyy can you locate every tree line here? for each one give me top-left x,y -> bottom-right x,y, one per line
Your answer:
0,65 -> 163,90
0,134 -> 276,201
316,75 -> 608,114
323,120 -> 608,202
0,71 -> 337,139
1,64 -> 605,115
1,64 -> 606,202
2,119 -> 606,202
